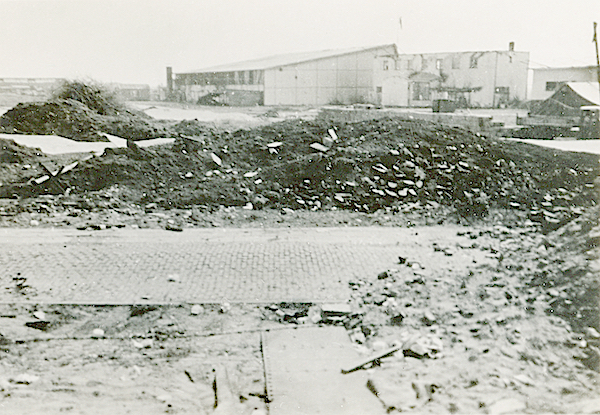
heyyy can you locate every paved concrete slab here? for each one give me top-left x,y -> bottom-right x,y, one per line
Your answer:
263,326 -> 384,415
0,226 -> 494,304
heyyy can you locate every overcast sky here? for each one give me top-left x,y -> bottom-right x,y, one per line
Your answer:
1,0 -> 598,86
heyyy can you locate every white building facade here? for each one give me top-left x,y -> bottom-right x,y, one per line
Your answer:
174,44 -> 529,108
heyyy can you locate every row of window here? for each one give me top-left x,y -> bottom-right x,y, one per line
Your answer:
176,70 -> 263,86
381,54 -> 506,71
383,56 -> 464,72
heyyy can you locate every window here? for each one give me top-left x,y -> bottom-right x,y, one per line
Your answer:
495,86 -> 509,94
422,58 -> 428,70
436,59 -> 443,70
376,86 -> 383,93
469,57 -> 478,69
383,60 -> 390,71
452,55 -> 460,69
546,82 -> 559,91
412,82 -> 430,101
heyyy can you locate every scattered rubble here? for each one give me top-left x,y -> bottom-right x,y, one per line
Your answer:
0,86 -> 598,413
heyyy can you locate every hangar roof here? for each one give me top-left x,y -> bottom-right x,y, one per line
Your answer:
178,44 -> 397,74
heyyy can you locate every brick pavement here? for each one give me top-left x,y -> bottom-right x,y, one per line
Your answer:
0,226 -> 493,304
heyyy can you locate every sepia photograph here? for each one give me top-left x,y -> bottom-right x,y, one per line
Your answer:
0,1 -> 598,414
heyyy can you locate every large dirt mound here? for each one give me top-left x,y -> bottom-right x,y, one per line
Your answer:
7,117 -> 596,227
0,81 -> 172,142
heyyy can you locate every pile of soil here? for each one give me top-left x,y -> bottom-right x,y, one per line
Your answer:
3,117 -> 595,230
0,82 -> 172,142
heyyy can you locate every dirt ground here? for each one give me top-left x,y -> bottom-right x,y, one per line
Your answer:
0,95 -> 599,414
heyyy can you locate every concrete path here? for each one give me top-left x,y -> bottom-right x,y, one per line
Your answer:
0,226 -> 494,304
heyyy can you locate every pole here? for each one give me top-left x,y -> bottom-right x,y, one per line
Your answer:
594,22 -> 600,102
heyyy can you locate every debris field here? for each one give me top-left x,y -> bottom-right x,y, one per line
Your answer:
0,86 -> 598,414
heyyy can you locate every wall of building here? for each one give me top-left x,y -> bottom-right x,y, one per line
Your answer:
318,107 -> 493,132
0,78 -> 64,98
263,46 -> 395,106
530,66 -> 598,100
375,50 -> 529,108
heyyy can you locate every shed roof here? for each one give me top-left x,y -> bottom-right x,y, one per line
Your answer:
179,44 -> 397,74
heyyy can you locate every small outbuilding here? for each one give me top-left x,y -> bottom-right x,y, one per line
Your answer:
529,82 -> 600,117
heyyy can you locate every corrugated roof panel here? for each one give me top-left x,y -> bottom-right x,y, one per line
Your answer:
179,44 -> 397,74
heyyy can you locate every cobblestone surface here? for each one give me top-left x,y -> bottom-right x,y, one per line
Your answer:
0,226 -> 494,304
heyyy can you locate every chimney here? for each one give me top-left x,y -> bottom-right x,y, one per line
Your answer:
508,42 -> 515,52
166,67 -> 173,97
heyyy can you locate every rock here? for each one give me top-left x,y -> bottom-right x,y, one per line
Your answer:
25,321 -> 51,331
321,303 -> 351,316
309,142 -> 328,152
167,274 -> 181,282
165,223 -> 183,232
132,338 -> 153,349
377,271 -> 389,280
585,327 -> 600,339
405,341 -> 429,358
422,311 -> 436,326
513,374 -> 534,386
91,328 -> 105,338
11,374 -> 40,384
210,153 -> 222,166
350,329 -> 366,344
191,305 -> 203,315
33,310 -> 46,320
390,313 -> 404,326
308,305 -> 322,323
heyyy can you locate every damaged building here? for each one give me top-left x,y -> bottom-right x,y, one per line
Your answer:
172,43 -> 529,108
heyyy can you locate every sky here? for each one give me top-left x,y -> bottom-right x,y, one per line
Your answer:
0,0 -> 598,87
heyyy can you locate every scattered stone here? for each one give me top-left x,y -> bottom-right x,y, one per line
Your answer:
25,320 -> 51,331
513,374 -> 534,386
308,305 -> 322,324
11,374 -> 40,385
350,329 -> 366,344
390,313 -> 404,326
422,311 -> 436,326
167,274 -> 181,283
585,327 -> 600,339
91,328 -> 105,338
165,223 -> 183,232
377,271 -> 389,280
210,153 -> 222,166
191,305 -> 203,315
33,310 -> 46,320
220,302 -> 231,313
132,338 -> 153,349
309,142 -> 328,152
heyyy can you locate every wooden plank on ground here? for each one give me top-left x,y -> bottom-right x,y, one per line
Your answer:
262,326 -> 385,415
